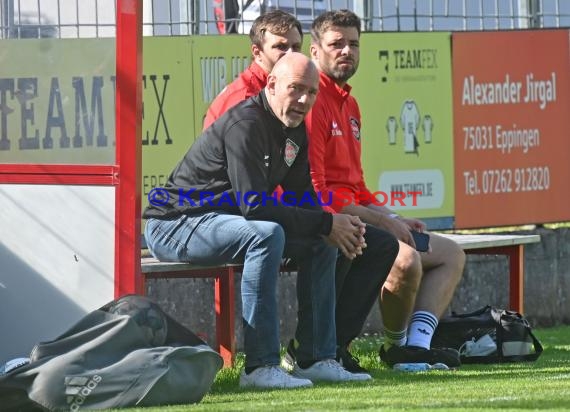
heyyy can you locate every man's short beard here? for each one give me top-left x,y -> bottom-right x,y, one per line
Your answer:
332,67 -> 357,83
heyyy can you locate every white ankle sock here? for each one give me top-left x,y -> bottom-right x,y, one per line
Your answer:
406,311 -> 438,349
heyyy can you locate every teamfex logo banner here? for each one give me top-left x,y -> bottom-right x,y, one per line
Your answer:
452,30 -> 570,228
0,38 -> 116,165
351,32 -> 454,223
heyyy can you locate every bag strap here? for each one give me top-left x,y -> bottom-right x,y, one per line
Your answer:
496,312 -> 543,362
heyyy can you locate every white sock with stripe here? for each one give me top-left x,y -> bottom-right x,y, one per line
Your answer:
406,311 -> 438,350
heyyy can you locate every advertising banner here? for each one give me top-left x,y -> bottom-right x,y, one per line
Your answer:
190,35 -> 251,137
0,39 -> 116,164
453,30 -> 570,228
141,36 -> 250,225
351,32 -> 454,224
142,37 -> 194,202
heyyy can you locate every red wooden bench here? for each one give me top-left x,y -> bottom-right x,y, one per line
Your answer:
141,233 -> 540,367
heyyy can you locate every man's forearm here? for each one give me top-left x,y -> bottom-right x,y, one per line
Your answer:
340,203 -> 393,227
366,203 -> 400,218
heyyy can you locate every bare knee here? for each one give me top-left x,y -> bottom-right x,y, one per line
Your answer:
395,243 -> 422,277
445,240 -> 466,285
423,235 -> 466,283
386,243 -> 422,290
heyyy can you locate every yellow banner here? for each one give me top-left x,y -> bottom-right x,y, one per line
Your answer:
351,32 -> 454,220
141,37 -> 194,202
0,39 -> 116,164
190,35 -> 251,136
141,36 -> 250,218
1,34 -> 455,225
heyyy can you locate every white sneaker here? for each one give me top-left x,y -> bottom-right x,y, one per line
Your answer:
239,366 -> 313,389
292,359 -> 372,382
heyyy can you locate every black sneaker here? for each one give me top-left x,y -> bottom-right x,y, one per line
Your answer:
337,346 -> 369,373
280,339 -> 297,372
379,344 -> 460,368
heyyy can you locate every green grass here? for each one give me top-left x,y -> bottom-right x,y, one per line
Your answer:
121,326 -> 570,411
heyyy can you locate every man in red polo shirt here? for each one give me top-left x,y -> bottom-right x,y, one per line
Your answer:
203,10 -> 303,129
304,10 -> 465,370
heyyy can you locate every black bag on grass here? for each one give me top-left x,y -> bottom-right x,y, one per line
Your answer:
432,305 -> 543,364
0,294 -> 223,411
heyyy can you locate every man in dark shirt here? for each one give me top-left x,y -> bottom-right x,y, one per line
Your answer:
144,53 -> 371,389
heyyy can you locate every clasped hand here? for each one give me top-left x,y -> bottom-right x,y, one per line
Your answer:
326,214 -> 367,259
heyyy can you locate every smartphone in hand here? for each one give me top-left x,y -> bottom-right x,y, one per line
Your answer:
411,230 -> 430,252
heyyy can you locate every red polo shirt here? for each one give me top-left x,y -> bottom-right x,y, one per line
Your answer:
203,61 -> 268,130
305,72 -> 374,212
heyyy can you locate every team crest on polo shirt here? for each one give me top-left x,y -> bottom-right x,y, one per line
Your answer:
284,138 -> 299,167
350,117 -> 361,141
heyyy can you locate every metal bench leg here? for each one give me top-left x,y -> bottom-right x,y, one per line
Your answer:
215,266 -> 236,367
465,245 -> 524,314
505,245 -> 524,314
